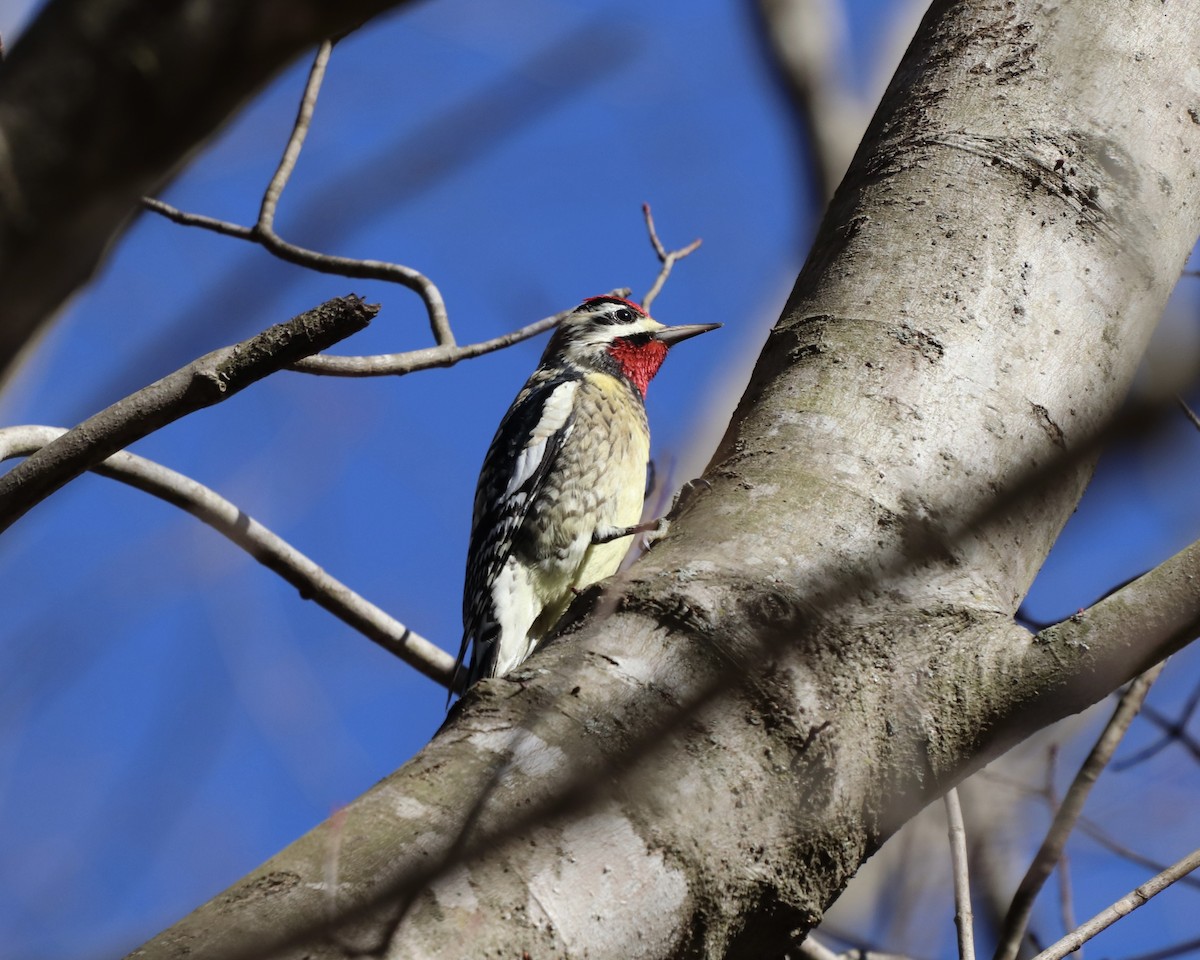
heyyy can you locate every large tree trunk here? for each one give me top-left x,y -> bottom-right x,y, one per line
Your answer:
131,2 -> 1200,958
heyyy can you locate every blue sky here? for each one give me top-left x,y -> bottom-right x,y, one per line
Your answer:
1,1 -> 1198,956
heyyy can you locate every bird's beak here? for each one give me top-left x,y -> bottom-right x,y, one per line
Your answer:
653,322 -> 721,346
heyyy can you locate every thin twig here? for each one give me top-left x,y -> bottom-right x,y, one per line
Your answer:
143,197 -> 449,348
1177,395 -> 1200,433
141,199 -> 255,240
1127,701 -> 1200,764
0,295 -> 375,536
142,43 -> 452,349
291,291 -> 628,377
975,768 -> 1200,895
1044,746 -> 1079,959
640,203 -> 702,312
0,425 -> 455,686
144,53 -> 700,369
1117,935 -> 1200,960
1077,816 -> 1200,891
259,40 -> 332,234
993,663 -> 1166,960
944,788 -> 976,960
793,934 -> 844,960
795,929 -> 927,960
1111,662 -> 1200,771
1029,847 -> 1200,960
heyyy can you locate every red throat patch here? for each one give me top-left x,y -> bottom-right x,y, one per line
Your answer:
607,337 -> 668,398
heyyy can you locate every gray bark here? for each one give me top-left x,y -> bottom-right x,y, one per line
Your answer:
130,2 -> 1200,958
0,0 -> 418,387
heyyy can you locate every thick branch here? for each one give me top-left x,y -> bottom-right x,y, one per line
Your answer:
129,2 -> 1200,957
0,295 -> 375,534
0,426 -> 455,685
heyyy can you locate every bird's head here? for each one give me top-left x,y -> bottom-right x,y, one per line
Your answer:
541,295 -> 720,397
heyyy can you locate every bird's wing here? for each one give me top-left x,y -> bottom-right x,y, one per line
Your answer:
453,374 -> 579,692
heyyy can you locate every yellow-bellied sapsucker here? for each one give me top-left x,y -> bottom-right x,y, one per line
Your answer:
453,295 -> 718,694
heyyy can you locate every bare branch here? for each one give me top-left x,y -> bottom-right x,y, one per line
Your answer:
793,934 -> 844,960
640,203 -> 702,312
945,788 -> 976,960
1177,395 -> 1200,433
1111,673 -> 1200,771
1076,818 -> 1200,894
294,306 -> 563,376
258,40 -> 333,237
143,44 -> 452,348
791,933 -> 924,960
0,295 -> 374,536
1029,848 -> 1200,960
147,61 -> 697,370
1044,746 -> 1079,958
976,768 -> 1200,895
290,287 -> 632,377
1117,936 -> 1200,960
0,425 -> 455,686
994,664 -> 1166,960
0,0 -> 425,387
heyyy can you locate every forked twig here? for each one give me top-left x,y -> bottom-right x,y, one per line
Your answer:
1112,678 -> 1200,770
143,41 -> 452,348
641,202 -> 702,311
144,47 -> 701,376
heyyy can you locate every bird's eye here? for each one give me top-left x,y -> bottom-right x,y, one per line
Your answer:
616,308 -> 634,324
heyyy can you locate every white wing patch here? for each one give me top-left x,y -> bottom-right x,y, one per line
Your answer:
490,559 -> 541,676
504,380 -> 578,497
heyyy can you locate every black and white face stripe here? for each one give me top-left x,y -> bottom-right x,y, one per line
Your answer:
594,305 -> 640,325
542,297 -> 666,367
573,296 -> 647,326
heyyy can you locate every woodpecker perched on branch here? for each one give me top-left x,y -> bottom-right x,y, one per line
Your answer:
454,295 -> 719,695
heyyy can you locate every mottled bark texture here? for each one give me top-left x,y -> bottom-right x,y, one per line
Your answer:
131,2 -> 1200,958
0,0 -> 417,386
